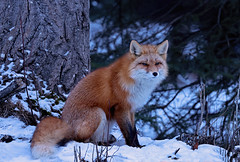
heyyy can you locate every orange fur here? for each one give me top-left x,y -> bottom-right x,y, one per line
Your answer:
31,40 -> 169,158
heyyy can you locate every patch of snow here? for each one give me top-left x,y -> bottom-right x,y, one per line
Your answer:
1,53 -> 5,59
137,121 -> 158,139
0,116 -> 35,140
182,42 -> 197,57
19,59 -> 24,65
0,61 -> 25,91
24,50 -> 31,54
90,19 -> 103,39
9,26 -> 15,31
0,64 -> 4,72
8,57 -> 13,61
91,1 -> 98,7
8,36 -> 13,41
64,51 -> 70,56
190,25 -> 200,33
0,117 -> 225,162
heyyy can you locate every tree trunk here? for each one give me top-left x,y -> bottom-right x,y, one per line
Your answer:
0,0 -> 90,94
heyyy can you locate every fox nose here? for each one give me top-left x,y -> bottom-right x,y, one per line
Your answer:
152,72 -> 158,77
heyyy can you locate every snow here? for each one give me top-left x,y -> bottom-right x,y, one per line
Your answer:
91,1 -> 98,7
8,36 -> 13,41
64,51 -> 70,56
1,53 -> 5,58
24,50 -> 31,54
0,117 -> 225,162
0,60 -> 24,91
9,26 -> 15,31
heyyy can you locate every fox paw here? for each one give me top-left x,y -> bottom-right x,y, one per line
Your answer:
97,134 -> 116,146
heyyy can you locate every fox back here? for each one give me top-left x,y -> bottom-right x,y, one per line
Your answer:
62,40 -> 168,119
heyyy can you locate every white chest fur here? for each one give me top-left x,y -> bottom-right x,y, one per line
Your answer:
127,81 -> 157,112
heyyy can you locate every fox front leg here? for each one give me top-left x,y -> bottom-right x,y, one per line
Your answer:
114,109 -> 141,147
126,121 -> 141,147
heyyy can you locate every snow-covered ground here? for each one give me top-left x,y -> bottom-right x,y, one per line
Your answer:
0,116 -> 225,162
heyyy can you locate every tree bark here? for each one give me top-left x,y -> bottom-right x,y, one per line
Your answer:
0,0 -> 90,94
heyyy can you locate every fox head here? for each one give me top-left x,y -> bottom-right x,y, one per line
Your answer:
128,40 -> 168,82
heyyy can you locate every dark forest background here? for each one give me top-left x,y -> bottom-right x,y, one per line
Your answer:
0,0 -> 239,159
90,0 -> 240,153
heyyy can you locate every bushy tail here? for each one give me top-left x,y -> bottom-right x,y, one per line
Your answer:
31,116 -> 73,159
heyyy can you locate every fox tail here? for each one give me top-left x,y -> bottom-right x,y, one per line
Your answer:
30,116 -> 72,159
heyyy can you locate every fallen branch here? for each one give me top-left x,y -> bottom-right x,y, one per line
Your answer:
0,79 -> 25,102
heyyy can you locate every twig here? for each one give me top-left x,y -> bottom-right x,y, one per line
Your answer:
92,144 -> 95,162
227,127 -> 240,159
83,143 -> 89,160
217,0 -> 227,29
174,148 -> 180,155
74,146 -> 78,162
195,81 -> 205,136
142,81 -> 199,113
235,76 -> 240,141
106,101 -> 111,160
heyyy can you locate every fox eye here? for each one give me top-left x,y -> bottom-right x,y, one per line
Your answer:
155,62 -> 162,65
140,62 -> 149,66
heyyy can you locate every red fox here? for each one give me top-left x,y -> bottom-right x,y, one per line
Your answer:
31,40 -> 169,158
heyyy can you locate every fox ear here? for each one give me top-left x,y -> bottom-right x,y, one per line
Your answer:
157,40 -> 168,55
130,40 -> 142,56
